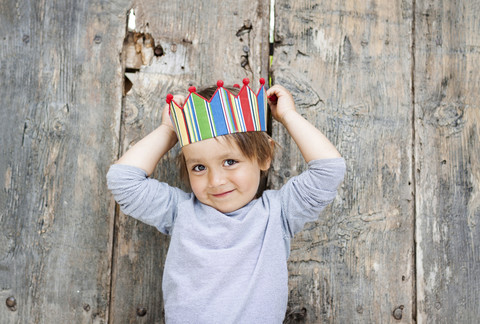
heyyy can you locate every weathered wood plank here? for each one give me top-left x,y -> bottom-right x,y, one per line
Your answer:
271,1 -> 415,322
414,0 -> 480,322
0,0 -> 128,323
109,1 -> 270,322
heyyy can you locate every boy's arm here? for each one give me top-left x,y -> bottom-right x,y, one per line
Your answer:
116,95 -> 185,176
266,85 -> 341,162
267,85 -> 345,237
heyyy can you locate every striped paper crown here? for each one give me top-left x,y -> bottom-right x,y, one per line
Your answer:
167,78 -> 268,147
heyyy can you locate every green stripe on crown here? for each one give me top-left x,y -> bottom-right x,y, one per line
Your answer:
192,95 -> 213,140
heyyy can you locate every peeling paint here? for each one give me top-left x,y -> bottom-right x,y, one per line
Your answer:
4,166 -> 12,190
311,28 -> 338,62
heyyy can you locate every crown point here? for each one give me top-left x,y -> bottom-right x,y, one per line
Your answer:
166,94 -> 174,104
243,78 -> 250,86
233,84 -> 240,88
188,86 -> 196,93
217,80 -> 224,88
259,78 -> 266,85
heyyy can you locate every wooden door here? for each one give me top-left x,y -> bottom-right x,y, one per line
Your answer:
272,0 -> 414,322
0,0 -> 129,322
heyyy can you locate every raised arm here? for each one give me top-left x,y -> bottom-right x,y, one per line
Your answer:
266,85 -> 341,162
116,95 -> 185,176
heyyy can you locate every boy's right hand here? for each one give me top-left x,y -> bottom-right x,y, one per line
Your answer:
161,95 -> 186,132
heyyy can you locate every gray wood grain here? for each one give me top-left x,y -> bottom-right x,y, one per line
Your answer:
0,0 -> 128,323
109,1 -> 270,322
271,1 -> 415,322
414,0 -> 480,322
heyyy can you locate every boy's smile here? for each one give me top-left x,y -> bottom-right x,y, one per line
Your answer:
182,136 -> 270,213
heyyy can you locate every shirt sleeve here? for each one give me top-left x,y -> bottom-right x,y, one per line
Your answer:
280,157 -> 346,237
106,163 -> 191,235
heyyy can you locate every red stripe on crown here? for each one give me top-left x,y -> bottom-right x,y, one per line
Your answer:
239,79 -> 254,131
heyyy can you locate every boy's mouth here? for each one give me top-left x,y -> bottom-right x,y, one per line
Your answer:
211,189 -> 235,198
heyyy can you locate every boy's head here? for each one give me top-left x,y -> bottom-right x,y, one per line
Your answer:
176,84 -> 275,213
179,133 -> 274,213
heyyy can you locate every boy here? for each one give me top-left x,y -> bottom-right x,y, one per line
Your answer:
107,79 -> 345,323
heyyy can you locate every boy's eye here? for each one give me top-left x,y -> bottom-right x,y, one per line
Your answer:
192,164 -> 206,172
223,159 -> 237,166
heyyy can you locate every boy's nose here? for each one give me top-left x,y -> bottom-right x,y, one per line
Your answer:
208,169 -> 226,187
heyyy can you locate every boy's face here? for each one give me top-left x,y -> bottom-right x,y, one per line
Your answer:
182,136 -> 270,213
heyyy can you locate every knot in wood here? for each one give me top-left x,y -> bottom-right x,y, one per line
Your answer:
154,45 -> 164,56
136,307 -> 147,317
6,296 -> 17,311
392,305 -> 404,320
287,307 -> 307,321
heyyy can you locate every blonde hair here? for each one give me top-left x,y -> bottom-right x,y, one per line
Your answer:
176,84 -> 276,193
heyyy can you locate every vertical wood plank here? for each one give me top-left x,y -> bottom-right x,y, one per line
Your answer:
272,0 -> 415,322
414,0 -> 480,322
109,1 -> 269,322
0,0 -> 129,322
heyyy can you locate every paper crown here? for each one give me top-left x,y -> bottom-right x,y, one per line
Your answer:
167,78 -> 268,147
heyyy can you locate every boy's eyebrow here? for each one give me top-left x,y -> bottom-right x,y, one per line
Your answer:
184,158 -> 202,165
184,152 -> 241,165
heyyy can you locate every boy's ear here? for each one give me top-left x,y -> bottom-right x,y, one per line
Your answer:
259,138 -> 275,171
260,158 -> 271,171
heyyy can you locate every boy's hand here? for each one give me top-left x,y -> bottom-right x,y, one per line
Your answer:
161,95 -> 185,132
266,85 -> 296,125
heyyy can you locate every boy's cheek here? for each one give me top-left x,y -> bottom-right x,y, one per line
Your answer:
189,179 -> 204,197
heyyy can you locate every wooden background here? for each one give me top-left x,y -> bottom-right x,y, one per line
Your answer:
0,0 -> 478,323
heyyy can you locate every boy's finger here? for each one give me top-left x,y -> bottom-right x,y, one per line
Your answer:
268,94 -> 278,103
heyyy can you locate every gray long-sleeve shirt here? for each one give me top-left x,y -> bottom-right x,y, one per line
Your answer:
107,158 -> 345,323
